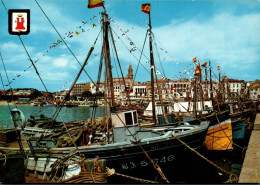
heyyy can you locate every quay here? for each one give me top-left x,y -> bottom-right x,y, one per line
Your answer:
239,113 -> 260,183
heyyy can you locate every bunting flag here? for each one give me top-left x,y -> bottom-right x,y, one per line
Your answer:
156,70 -> 161,74
201,60 -> 207,67
193,57 -> 197,63
195,61 -> 201,75
217,66 -> 220,70
141,4 -> 150,14
7,14 -> 100,85
162,75 -> 166,80
88,0 -> 103,9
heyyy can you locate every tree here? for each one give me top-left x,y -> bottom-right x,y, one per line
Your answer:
29,90 -> 43,100
82,90 -> 93,97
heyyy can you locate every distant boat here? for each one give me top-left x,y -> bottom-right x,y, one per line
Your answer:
89,102 -> 98,107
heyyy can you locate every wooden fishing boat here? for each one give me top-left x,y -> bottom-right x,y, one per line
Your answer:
1,117 -> 209,182
204,118 -> 233,151
231,117 -> 246,140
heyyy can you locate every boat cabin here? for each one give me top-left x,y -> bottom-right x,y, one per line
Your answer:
111,110 -> 138,127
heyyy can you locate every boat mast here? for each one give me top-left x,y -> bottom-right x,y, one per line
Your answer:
193,74 -> 198,118
148,7 -> 156,124
209,60 -> 213,101
204,63 -> 208,100
102,8 -> 115,108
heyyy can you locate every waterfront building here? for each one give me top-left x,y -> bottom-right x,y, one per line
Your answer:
249,83 -> 260,101
12,88 -> 35,96
71,83 -> 88,96
226,78 -> 245,95
89,82 -> 105,94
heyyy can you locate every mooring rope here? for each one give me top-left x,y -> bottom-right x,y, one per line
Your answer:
106,168 -> 159,183
0,152 -> 7,166
172,133 -> 239,183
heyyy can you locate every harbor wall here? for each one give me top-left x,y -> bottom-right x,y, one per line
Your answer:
239,113 -> 260,183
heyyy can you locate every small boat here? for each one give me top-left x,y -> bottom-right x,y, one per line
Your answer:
231,117 -> 246,140
204,118 -> 233,151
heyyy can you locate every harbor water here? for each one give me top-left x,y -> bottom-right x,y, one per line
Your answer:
0,105 -> 105,128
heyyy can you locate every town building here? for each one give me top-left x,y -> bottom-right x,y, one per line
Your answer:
226,78 -> 245,95
71,83 -> 90,96
249,83 -> 260,101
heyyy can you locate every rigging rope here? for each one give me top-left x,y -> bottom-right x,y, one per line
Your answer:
111,28 -> 150,74
109,25 -> 131,104
133,29 -> 148,81
0,53 -> 27,160
171,133 -> 239,183
153,34 -> 166,77
18,36 -> 49,93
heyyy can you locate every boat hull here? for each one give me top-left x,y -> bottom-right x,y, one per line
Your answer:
0,125 -> 208,182
41,125 -> 208,182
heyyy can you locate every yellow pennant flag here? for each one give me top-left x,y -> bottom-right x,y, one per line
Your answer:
75,31 -> 80,35
88,0 -> 103,9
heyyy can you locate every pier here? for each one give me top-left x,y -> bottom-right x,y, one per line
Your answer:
239,113 -> 260,183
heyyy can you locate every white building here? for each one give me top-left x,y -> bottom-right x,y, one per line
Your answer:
250,84 -> 260,100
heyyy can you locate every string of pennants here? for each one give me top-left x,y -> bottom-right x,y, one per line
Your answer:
109,18 -> 172,80
4,15 -> 101,88
4,14 -> 222,91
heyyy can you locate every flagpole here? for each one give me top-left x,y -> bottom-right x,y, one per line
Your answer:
148,7 -> 156,124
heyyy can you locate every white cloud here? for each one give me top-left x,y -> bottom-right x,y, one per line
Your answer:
53,58 -> 68,67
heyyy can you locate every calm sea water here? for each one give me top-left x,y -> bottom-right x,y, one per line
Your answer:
0,105 -> 105,128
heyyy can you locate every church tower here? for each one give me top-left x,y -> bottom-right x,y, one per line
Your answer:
127,64 -> 133,79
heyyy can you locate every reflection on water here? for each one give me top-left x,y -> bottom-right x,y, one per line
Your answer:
0,105 -> 105,128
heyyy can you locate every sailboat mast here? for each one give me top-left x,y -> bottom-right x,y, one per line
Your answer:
102,9 -> 115,107
204,64 -> 208,100
209,60 -> 213,101
193,74 -> 198,118
148,9 -> 156,124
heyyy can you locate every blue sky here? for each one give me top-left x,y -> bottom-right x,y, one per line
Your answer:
0,0 -> 260,92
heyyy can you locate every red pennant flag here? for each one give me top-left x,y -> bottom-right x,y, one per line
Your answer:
217,66 -> 220,70
201,60 -> 207,67
141,4 -> 150,14
193,57 -> 197,63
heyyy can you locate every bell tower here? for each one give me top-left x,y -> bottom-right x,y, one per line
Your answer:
127,64 -> 133,79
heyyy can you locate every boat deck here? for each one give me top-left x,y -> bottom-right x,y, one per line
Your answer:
4,138 -> 29,148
